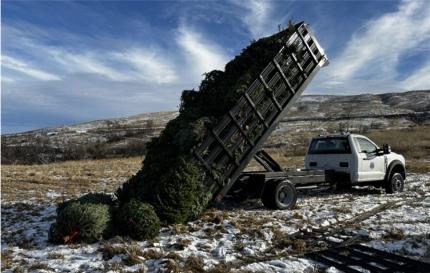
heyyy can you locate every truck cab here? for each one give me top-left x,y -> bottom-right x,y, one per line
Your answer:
304,133 -> 406,193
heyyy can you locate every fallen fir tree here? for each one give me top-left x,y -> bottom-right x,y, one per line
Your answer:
49,22 -> 301,243
49,193 -> 162,244
49,193 -> 115,244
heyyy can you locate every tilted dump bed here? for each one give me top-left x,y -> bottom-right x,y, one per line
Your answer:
193,22 -> 329,200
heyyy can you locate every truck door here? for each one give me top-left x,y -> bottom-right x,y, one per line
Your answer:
354,137 -> 385,182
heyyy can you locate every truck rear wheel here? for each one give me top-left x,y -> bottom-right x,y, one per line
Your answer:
385,173 -> 404,193
262,180 -> 297,210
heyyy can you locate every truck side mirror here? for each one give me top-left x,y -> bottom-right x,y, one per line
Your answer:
383,144 -> 391,154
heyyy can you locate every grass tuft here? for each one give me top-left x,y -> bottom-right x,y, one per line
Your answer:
184,255 -> 204,273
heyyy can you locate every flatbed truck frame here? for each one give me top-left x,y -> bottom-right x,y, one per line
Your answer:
193,21 -> 330,208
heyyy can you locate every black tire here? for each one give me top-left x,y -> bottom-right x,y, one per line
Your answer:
385,172 -> 404,193
261,180 -> 297,210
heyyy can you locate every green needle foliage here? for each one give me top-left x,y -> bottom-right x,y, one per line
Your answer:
56,192 -> 115,212
117,23 -> 298,224
49,193 -> 115,244
77,192 -> 115,205
115,199 -> 161,240
49,201 -> 112,244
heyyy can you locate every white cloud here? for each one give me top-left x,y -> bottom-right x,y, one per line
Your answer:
332,1 -> 430,80
231,0 -> 289,38
240,0 -> 272,38
3,38 -> 178,84
1,55 -> 61,81
113,49 -> 178,84
48,48 -> 179,84
401,59 -> 430,90
3,22 -> 179,84
176,25 -> 229,79
55,51 -> 132,82
2,21 -> 186,134
310,0 -> 430,94
1,76 -> 16,83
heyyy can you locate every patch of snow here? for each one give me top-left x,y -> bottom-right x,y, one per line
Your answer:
46,190 -> 62,199
2,173 -> 429,272
241,257 -> 317,273
326,236 -> 343,243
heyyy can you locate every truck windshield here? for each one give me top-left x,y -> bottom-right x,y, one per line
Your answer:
308,137 -> 351,154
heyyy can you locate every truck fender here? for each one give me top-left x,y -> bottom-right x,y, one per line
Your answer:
384,160 -> 406,181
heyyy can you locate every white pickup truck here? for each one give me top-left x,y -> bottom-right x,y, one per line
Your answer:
305,133 -> 406,193
235,133 -> 406,210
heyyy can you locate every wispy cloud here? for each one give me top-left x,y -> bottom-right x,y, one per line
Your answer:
54,51 -> 133,82
2,15 -> 232,133
231,0 -> 289,38
240,0 -> 272,38
176,25 -> 229,79
114,49 -> 178,84
311,0 -> 430,93
1,19 -> 187,133
1,55 -> 61,81
1,75 -> 17,83
332,0 -> 430,80
3,22 -> 179,84
402,59 -> 430,90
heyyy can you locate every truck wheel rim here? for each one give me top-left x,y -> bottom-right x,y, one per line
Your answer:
393,176 -> 402,190
278,186 -> 293,206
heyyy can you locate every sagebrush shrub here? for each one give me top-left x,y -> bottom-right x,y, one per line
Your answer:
115,199 -> 161,240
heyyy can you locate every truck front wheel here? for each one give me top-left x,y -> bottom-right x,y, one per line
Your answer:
262,180 -> 297,210
385,173 -> 404,193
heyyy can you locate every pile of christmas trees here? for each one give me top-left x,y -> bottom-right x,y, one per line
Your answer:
49,25 -> 297,243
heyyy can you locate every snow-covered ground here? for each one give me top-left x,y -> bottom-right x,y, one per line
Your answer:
2,174 -> 429,272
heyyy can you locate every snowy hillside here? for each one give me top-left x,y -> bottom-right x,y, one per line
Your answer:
2,90 -> 429,164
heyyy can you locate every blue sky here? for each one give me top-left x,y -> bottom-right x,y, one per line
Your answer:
2,0 -> 430,134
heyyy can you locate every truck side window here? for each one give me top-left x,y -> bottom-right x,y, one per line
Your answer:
308,137 -> 351,154
355,138 -> 377,154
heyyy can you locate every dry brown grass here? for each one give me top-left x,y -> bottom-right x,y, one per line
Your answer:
367,126 -> 430,172
47,252 -> 65,260
184,256 -> 204,273
99,243 -> 145,265
27,262 -> 53,271
1,157 -> 142,202
164,259 -> 180,273
366,126 -> 430,158
206,262 -> 232,273
2,126 -> 428,203
262,125 -> 430,173
382,228 -> 406,241
142,249 -> 164,260
12,267 -> 25,273
1,250 -> 13,271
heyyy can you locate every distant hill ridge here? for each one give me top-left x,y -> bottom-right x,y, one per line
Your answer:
2,90 -> 429,164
